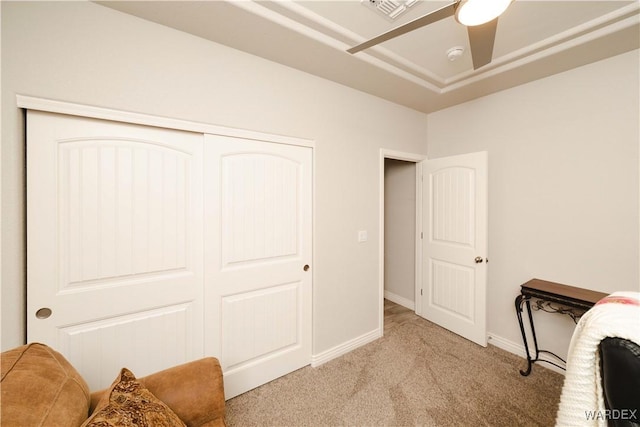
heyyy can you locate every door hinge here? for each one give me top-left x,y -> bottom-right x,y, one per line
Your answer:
420,232 -> 423,239
420,289 -> 423,296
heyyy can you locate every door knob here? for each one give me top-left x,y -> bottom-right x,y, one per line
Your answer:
474,256 -> 484,264
303,264 -> 310,272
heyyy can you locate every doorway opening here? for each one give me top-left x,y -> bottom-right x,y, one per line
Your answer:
379,150 -> 488,344
384,158 -> 417,309
379,149 -> 425,334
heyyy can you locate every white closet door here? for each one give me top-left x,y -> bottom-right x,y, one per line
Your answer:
204,134 -> 313,399
27,111 -> 204,390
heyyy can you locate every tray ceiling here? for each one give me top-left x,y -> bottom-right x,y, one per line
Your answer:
98,1 -> 640,113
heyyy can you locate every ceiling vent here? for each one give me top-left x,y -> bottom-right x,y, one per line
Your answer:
362,0 -> 419,21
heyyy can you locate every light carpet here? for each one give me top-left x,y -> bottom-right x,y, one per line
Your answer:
226,301 -> 563,426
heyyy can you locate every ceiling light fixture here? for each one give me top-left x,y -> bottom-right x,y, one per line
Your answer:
455,0 -> 513,26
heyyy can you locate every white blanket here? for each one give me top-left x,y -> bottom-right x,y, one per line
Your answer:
555,291 -> 640,426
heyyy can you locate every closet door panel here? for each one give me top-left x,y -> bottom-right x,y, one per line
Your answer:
27,111 -> 204,390
204,134 -> 313,399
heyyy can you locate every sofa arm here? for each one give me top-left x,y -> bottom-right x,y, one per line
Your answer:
90,357 -> 226,427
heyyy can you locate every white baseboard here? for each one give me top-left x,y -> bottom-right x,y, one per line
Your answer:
487,333 -> 526,357
487,332 -> 565,375
311,328 -> 382,367
384,290 -> 415,310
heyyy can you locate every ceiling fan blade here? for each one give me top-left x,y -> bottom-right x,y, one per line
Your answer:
467,18 -> 498,69
347,2 -> 458,54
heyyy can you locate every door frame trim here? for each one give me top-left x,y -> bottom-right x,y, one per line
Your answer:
16,95 -> 314,148
379,149 -> 426,333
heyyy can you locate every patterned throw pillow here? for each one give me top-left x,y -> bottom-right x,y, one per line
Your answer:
82,367 -> 185,427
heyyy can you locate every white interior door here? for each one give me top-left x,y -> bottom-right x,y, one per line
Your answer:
27,111 -> 204,390
420,151 -> 488,346
204,134 -> 312,399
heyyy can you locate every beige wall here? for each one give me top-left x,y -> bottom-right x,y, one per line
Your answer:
384,159 -> 416,305
427,50 -> 640,360
3,1 -> 637,367
0,1 -> 428,351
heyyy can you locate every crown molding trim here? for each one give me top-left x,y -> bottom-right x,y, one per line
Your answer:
235,0 -> 639,95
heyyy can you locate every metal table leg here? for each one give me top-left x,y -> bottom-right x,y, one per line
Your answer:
515,294 -> 536,376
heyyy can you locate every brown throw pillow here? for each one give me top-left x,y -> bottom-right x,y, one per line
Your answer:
82,367 -> 185,427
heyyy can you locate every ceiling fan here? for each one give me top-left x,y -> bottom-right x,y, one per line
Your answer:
347,0 -> 514,70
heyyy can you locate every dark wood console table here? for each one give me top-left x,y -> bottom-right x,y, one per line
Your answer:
515,279 -> 608,376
